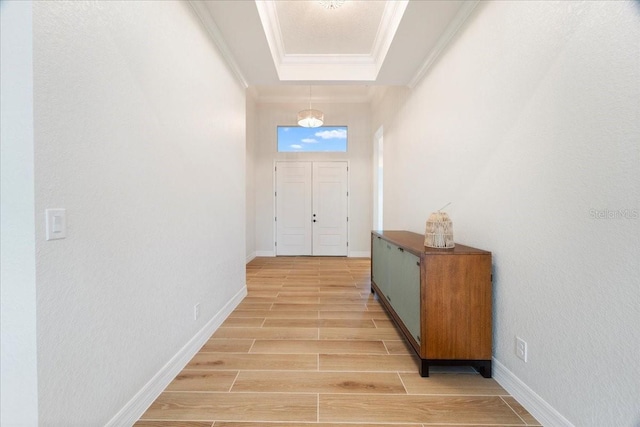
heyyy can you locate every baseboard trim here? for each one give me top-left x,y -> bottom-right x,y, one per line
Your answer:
105,286 -> 247,427
255,250 -> 275,257
253,251 -> 370,258
493,358 -> 574,427
348,251 -> 370,258
246,252 -> 256,264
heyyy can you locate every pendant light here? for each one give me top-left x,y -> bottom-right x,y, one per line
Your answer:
297,86 -> 324,128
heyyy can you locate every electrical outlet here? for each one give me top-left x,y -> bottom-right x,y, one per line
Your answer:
516,336 -> 528,362
194,303 -> 200,321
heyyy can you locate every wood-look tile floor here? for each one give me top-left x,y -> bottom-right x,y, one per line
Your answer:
136,257 -> 541,427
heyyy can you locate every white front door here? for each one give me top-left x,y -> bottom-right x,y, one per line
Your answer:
275,161 -> 348,256
312,162 -> 348,256
275,162 -> 312,256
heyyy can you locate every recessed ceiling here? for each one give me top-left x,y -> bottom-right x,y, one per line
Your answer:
255,0 -> 407,81
189,0 -> 479,99
275,1 -> 387,55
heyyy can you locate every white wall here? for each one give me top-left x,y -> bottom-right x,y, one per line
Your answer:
373,1 -> 640,426
0,1 -> 39,425
32,1 -> 246,425
253,101 -> 372,257
246,91 -> 258,262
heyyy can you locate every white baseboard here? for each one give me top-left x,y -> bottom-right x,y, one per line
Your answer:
493,358 -> 574,427
253,251 -> 370,258
255,250 -> 275,257
246,252 -> 256,264
105,286 -> 247,427
348,251 -> 370,258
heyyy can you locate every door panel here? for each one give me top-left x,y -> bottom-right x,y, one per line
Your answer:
276,162 -> 312,255
313,162 -> 348,256
275,161 -> 347,256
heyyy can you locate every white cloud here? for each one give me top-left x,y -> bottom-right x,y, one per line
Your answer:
315,129 -> 347,139
290,144 -> 302,149
301,138 -> 319,143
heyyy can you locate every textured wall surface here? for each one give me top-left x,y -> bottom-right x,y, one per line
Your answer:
32,1 -> 246,425
253,102 -> 372,256
246,93 -> 258,261
0,1 -> 39,425
373,1 -> 639,425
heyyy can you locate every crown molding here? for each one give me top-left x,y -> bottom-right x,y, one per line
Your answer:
408,0 -> 480,89
252,85 -> 377,104
256,94 -> 372,104
254,0 -> 285,71
371,0 -> 409,72
188,0 -> 248,89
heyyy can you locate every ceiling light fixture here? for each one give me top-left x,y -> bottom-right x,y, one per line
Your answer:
297,86 -> 324,128
319,0 -> 345,10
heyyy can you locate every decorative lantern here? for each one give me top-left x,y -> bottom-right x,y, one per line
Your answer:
424,209 -> 454,249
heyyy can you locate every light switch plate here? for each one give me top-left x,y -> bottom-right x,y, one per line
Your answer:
45,209 -> 66,240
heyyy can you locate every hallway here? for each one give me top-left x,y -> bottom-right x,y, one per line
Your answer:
136,257 -> 539,425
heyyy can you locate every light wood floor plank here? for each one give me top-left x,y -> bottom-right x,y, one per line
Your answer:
240,296 -> 279,304
319,295 -> 371,304
187,353 -> 317,370
234,302 -> 273,311
272,296 -> 321,304
383,340 -> 414,355
251,339 -> 387,354
228,310 -> 319,319
232,371 -> 406,394
199,339 -> 254,353
166,370 -> 238,392
142,392 -> 317,422
400,372 -> 507,395
320,354 -> 418,371
263,318 -> 376,329
212,327 -> 318,340
319,394 -> 526,424
134,422 -> 213,427
213,423 -> 422,427
502,396 -> 543,425
271,303 -> 366,311
221,318 -> 265,328
319,327 -> 405,340
372,318 -> 396,328
318,310 -> 390,320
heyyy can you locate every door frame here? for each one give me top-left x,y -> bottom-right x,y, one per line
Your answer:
273,160 -> 350,256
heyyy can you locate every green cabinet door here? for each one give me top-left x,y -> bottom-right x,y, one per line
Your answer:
393,251 -> 420,343
389,247 -> 421,344
382,241 -> 400,304
371,233 -> 421,345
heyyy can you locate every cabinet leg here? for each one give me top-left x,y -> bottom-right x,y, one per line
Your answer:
419,359 -> 430,377
476,361 -> 492,378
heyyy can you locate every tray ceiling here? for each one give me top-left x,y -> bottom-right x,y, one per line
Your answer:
191,0 -> 479,99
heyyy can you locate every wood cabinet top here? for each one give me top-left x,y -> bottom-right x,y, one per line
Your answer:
372,230 -> 490,257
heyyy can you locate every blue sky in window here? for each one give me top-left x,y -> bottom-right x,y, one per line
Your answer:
277,126 -> 347,152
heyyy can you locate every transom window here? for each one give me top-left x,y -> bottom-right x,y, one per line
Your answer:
277,126 -> 347,152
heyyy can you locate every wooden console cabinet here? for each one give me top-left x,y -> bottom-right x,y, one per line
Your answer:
371,230 -> 493,377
